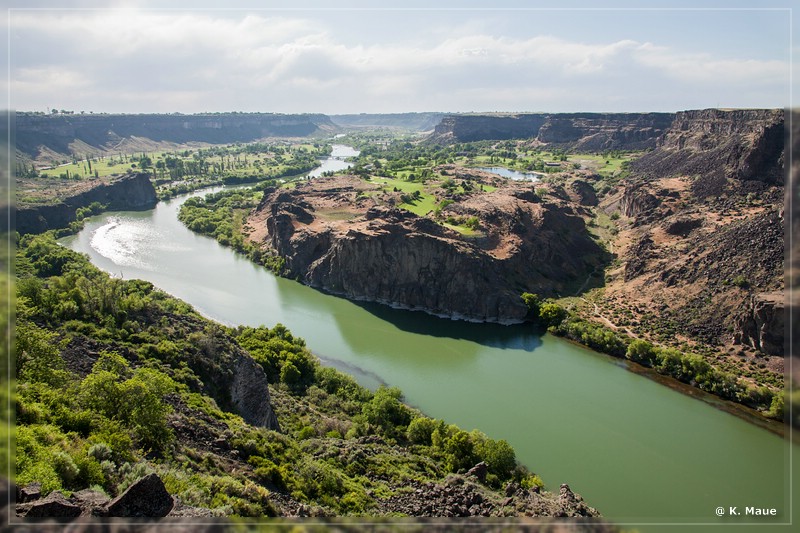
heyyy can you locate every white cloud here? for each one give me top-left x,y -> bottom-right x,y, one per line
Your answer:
5,9 -> 790,113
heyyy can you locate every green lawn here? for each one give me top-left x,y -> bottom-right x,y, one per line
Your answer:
443,222 -> 481,236
371,176 -> 437,216
40,157 -> 138,179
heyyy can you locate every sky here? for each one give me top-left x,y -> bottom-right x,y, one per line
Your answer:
2,1 -> 797,114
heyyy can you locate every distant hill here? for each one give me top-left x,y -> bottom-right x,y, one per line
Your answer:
15,112 -> 338,164
330,112 -> 445,131
428,112 -> 674,150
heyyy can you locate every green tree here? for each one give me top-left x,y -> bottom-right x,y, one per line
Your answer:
476,438 -> 516,479
444,430 -> 476,472
406,416 -> 437,445
538,301 -> 567,327
362,386 -> 412,437
521,293 -> 540,317
15,314 -> 70,386
626,339 -> 656,365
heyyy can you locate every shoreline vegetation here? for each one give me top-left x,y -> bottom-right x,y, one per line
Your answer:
14,232 -> 594,517
175,170 -> 786,432
177,185 -> 785,431
17,131 -> 788,431
11,122 -> 791,516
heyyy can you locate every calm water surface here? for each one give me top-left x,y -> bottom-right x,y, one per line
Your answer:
476,166 -> 543,181
60,159 -> 795,524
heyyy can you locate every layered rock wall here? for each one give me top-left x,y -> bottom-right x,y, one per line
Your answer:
629,108 -> 784,184
16,112 -> 336,158
429,112 -> 673,150
15,172 -> 157,234
254,180 -> 605,323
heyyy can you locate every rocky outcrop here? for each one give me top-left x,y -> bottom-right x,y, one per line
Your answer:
231,353 -> 281,431
536,113 -> 673,151
16,112 -> 337,159
16,172 -> 157,234
620,185 -> 660,220
567,179 -> 598,207
430,114 -> 548,143
377,475 -> 600,518
629,109 -> 784,185
734,292 -> 785,356
17,490 -> 82,518
252,177 -> 606,323
429,112 -> 672,150
268,203 -> 531,322
16,474 -> 176,518
105,473 -> 174,517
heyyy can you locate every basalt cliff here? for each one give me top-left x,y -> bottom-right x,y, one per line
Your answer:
429,112 -> 674,150
245,174 -> 607,323
16,112 -> 337,164
15,172 -> 157,235
600,109 -> 785,365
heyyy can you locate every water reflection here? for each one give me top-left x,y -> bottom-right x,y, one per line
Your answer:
349,299 -> 543,351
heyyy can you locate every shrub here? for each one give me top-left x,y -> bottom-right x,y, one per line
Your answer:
476,438 -> 516,480
520,293 -> 540,317
443,430 -> 477,473
406,416 -> 438,445
538,301 -> 567,327
361,386 -> 412,437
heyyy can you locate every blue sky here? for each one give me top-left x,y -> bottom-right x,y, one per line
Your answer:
3,1 -> 796,113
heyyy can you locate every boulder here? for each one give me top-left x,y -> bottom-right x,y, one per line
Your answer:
734,292 -> 785,355
21,491 -> 81,518
466,462 -> 488,482
104,473 -> 174,517
17,482 -> 41,503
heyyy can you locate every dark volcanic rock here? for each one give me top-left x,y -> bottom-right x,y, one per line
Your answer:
230,352 -> 281,431
430,114 -> 547,143
734,292 -> 785,356
620,185 -> 660,220
19,491 -> 81,518
104,473 -> 174,517
629,109 -> 784,185
17,482 -> 41,503
664,217 -> 703,237
256,181 -> 606,323
569,179 -> 598,206
429,112 -> 672,150
466,462 -> 488,482
72,489 -> 111,516
16,172 -> 157,234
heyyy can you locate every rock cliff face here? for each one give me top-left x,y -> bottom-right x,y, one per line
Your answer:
429,112 -> 673,150
734,293 -> 785,356
629,109 -> 785,185
15,172 -> 157,234
431,114 -> 548,143
230,352 -> 281,430
248,176 -> 605,323
16,112 -> 337,160
604,108 -> 785,356
536,113 -> 674,151
331,112 -> 445,131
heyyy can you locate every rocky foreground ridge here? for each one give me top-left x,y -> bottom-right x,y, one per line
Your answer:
245,174 -> 606,323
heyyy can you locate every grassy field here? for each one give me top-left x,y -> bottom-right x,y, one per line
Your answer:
38,143 -> 326,181
39,157 -> 136,179
371,176 -> 437,216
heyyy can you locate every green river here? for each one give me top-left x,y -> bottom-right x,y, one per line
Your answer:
59,174 -> 796,526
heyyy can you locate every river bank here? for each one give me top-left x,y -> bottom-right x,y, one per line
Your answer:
60,186 -> 794,522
